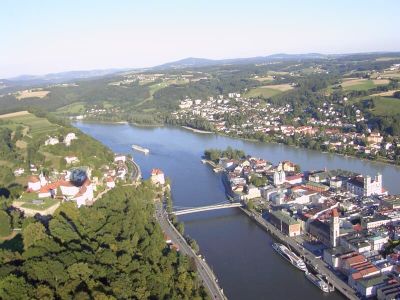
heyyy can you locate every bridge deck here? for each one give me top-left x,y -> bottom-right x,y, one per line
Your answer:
173,203 -> 242,216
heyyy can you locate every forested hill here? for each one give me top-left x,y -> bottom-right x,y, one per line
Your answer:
0,184 -> 207,299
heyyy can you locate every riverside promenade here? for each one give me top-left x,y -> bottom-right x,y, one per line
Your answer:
240,208 -> 359,300
155,202 -> 227,300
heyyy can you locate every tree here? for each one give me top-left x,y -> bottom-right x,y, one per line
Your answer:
22,222 -> 47,250
0,211 -> 11,237
247,200 -> 255,210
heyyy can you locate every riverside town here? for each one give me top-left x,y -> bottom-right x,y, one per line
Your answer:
1,1 -> 400,299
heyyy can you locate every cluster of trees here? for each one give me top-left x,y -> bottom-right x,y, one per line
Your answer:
165,115 -> 214,132
0,184 -> 208,299
204,147 -> 246,163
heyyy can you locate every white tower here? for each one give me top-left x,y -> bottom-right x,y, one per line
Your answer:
330,208 -> 340,248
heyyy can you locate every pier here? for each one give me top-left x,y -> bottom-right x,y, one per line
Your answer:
239,208 -> 359,300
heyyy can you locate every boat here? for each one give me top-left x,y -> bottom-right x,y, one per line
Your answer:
132,144 -> 150,154
305,272 -> 330,293
272,243 -> 308,272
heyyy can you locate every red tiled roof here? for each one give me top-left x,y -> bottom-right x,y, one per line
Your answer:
332,208 -> 339,218
151,168 -> 164,175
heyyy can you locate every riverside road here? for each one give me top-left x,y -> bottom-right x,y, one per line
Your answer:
154,202 -> 226,300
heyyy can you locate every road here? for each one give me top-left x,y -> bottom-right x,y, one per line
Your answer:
154,202 -> 226,300
127,158 -> 141,182
243,208 -> 359,300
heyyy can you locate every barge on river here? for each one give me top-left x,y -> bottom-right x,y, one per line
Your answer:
132,144 -> 150,155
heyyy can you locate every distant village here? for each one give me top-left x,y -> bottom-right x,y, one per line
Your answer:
211,152 -> 400,298
173,81 -> 400,164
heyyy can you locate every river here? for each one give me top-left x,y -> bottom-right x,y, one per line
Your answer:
74,122 -> 400,300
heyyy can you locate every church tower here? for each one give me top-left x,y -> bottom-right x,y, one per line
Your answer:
330,208 -> 340,248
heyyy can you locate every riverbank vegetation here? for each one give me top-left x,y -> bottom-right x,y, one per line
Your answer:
204,147 -> 246,163
0,184 -> 208,299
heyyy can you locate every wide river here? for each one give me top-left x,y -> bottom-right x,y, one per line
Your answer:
75,122 -> 400,300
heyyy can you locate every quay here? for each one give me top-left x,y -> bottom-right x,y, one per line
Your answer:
155,202 -> 227,300
239,207 -> 359,300
201,159 -> 224,173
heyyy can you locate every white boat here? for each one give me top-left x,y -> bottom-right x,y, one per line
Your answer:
272,243 -> 308,272
132,144 -> 149,154
305,272 -> 330,293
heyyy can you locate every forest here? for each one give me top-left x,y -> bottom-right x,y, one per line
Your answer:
0,184 -> 208,300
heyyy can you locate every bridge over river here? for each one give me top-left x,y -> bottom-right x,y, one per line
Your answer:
172,202 -> 243,216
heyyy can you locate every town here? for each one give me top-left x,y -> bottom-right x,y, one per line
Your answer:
172,63 -> 400,166
204,148 -> 400,299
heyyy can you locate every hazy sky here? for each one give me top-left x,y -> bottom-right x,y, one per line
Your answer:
1,0 -> 399,77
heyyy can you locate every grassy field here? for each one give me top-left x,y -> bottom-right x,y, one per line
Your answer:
371,97 -> 400,116
0,112 -> 59,138
15,89 -> 50,100
21,198 -> 59,210
245,84 -> 293,98
56,102 -> 86,115
341,78 -> 389,91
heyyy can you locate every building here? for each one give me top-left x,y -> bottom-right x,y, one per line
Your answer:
65,156 -> 79,164
346,173 -> 383,197
106,177 -> 115,189
245,185 -> 261,200
14,168 -> 24,176
27,176 -> 41,191
64,132 -> 77,146
45,136 -> 59,146
330,208 -> 340,248
114,154 -> 126,163
377,282 -> 400,300
268,210 -> 301,237
151,169 -> 165,185
273,170 -> 286,186
367,132 -> 383,144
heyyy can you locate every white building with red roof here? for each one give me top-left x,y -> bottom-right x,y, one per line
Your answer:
151,169 -> 165,185
27,176 -> 41,191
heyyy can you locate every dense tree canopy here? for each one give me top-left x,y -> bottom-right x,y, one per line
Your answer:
0,184 -> 207,299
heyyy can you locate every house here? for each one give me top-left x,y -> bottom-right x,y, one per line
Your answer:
27,176 -> 41,191
114,155 -> 126,163
65,156 -> 79,164
106,177 -> 115,189
151,169 -> 165,185
285,174 -> 303,185
245,185 -> 261,200
367,132 -> 383,144
64,132 -> 77,146
14,168 -> 25,176
280,160 -> 297,172
45,136 -> 59,146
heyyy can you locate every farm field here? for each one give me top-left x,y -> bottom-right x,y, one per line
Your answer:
371,97 -> 400,116
15,89 -> 50,100
55,102 -> 86,115
245,83 -> 293,98
0,111 -> 59,138
341,78 -> 389,91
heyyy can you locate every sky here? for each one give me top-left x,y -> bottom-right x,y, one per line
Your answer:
1,0 -> 399,78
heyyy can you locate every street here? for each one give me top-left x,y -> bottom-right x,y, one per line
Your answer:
154,202 -> 226,300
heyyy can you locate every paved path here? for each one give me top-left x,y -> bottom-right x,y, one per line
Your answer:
241,208 -> 359,300
155,202 -> 226,300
